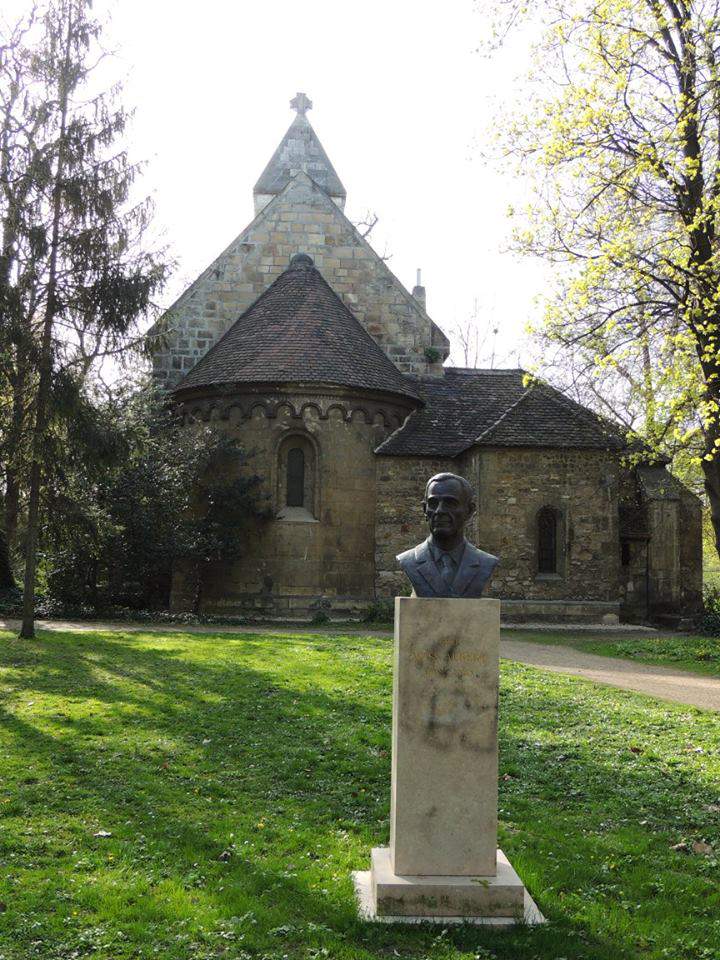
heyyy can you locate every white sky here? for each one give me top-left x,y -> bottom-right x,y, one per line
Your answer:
13,0 -> 549,369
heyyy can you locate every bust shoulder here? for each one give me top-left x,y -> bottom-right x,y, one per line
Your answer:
396,538 -> 433,567
396,545 -> 418,567
465,542 -> 499,567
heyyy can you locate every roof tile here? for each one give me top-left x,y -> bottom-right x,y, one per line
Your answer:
376,369 -> 625,456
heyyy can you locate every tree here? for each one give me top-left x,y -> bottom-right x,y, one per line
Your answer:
0,0 -> 166,636
42,381 -> 269,613
0,6 -> 41,584
451,297 -> 501,368
487,0 -> 720,556
0,522 -> 13,590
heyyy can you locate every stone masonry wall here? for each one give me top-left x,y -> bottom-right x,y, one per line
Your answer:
475,448 -> 621,601
152,173 -> 448,389
646,487 -> 703,616
678,488 -> 703,614
619,535 -> 649,621
617,469 -> 649,621
171,388 -> 410,618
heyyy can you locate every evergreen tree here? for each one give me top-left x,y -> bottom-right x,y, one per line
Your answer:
0,1 -> 167,636
0,8 -> 39,586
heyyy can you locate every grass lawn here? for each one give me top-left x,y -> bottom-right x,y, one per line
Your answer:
0,629 -> 719,960
506,629 -> 720,678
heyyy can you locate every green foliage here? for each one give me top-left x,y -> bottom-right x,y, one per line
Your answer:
0,527 -> 13,589
0,585 -> 21,617
424,346 -> 442,364
512,627 -> 720,677
701,586 -> 720,638
42,381 -> 269,611
0,1 -> 169,634
310,609 -> 331,625
0,626 -> 719,958
360,598 -> 395,624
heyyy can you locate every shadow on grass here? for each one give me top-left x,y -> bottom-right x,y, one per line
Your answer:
0,629 -> 718,959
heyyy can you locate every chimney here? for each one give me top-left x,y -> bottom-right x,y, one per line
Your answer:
412,268 -> 426,310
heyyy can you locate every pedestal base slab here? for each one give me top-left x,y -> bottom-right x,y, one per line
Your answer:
353,847 -> 544,925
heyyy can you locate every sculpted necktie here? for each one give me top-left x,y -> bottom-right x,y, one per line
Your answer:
438,552 -> 455,590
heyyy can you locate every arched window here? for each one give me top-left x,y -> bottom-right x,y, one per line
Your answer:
537,506 -> 559,574
286,447 -> 305,507
276,434 -> 318,520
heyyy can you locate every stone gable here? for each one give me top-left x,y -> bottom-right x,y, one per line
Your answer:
151,172 -> 449,389
253,106 -> 346,214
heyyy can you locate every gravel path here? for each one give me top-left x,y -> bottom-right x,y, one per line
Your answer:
2,618 -> 718,712
499,638 -> 720,712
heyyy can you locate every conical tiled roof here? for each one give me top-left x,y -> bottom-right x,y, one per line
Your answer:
254,105 -> 346,205
173,254 -> 420,402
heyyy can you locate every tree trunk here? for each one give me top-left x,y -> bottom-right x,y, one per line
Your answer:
694,314 -> 720,569
5,348 -> 28,554
1,65 -> 24,562
19,5 -> 73,640
192,560 -> 206,616
702,427 -> 720,568
5,469 -> 20,554
19,456 -> 44,637
88,556 -> 98,609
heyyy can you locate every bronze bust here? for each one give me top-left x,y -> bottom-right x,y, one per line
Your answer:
397,472 -> 498,598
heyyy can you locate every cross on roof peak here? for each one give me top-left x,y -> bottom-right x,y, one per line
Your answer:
290,92 -> 312,116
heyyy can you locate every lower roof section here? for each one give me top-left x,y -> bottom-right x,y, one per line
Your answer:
375,368 -> 627,457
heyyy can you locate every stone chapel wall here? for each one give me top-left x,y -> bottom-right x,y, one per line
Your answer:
678,489 -> 703,615
171,389 -> 409,617
646,486 -> 703,617
474,448 -> 621,602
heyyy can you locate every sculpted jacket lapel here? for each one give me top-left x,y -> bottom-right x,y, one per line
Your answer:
452,544 -> 483,597
413,538 -> 447,597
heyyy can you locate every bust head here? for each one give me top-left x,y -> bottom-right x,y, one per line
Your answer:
422,473 -> 476,551
396,472 -> 496,597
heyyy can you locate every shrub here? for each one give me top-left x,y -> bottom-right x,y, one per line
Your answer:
424,346 -> 441,364
42,383 -> 269,613
701,585 -> 720,636
0,587 -> 22,617
361,598 -> 394,624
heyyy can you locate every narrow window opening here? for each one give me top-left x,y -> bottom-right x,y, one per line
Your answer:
538,507 -> 558,574
286,447 -> 305,507
621,540 -> 631,567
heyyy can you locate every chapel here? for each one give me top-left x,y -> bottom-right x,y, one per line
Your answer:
151,94 -> 703,624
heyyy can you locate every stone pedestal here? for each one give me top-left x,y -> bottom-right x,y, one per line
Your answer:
354,597 -> 543,924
